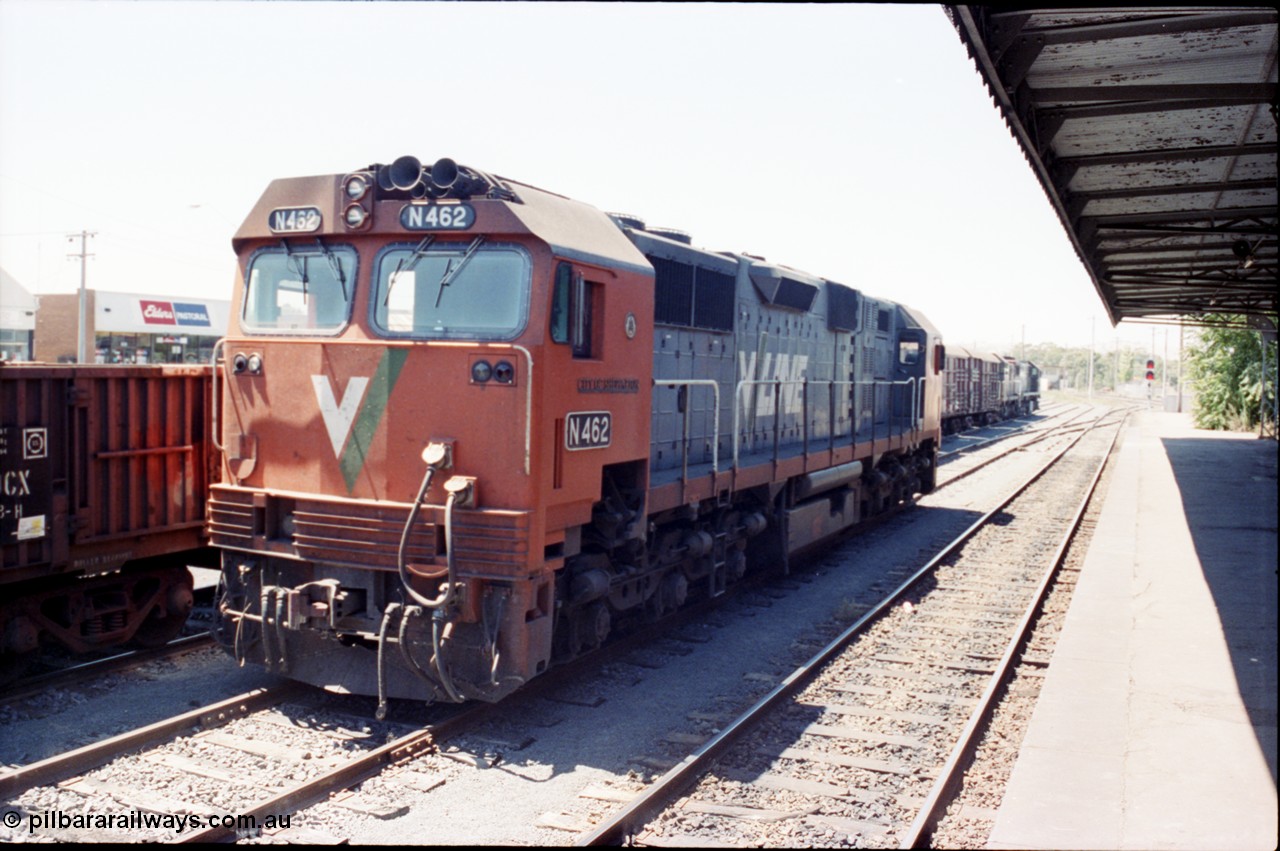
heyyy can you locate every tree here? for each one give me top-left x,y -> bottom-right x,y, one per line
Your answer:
1185,319 -> 1277,431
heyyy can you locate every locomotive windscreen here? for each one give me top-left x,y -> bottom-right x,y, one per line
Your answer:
371,242 -> 531,341
242,246 -> 357,333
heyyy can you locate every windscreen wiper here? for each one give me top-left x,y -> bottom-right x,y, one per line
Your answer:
280,240 -> 308,299
435,236 -> 486,308
385,235 -> 436,305
315,239 -> 348,299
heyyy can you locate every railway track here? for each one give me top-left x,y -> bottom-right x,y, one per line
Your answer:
0,677 -> 489,843
938,401 -> 1080,461
937,402 -> 1131,489
0,587 -> 770,843
3,407 -> 1128,845
576,407 -> 1125,846
0,633 -> 217,704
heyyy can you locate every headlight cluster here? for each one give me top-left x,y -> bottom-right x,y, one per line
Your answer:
471,359 -> 515,385
231,352 -> 264,375
343,173 -> 372,230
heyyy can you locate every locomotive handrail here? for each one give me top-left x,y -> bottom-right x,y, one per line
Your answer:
733,377 -> 856,467
209,337 -> 226,455
798,378 -> 857,459
655,378 -> 721,477
731,376 -> 921,468
423,341 -> 533,475
734,377 -> 825,467
853,377 -> 920,440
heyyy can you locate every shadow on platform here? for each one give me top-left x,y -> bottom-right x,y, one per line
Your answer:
1162,436 -> 1278,783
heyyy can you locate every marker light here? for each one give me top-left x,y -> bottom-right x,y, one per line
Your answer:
493,360 -> 515,384
471,360 -> 492,383
247,353 -> 263,374
232,353 -> 248,374
344,174 -> 370,200
345,204 -> 368,228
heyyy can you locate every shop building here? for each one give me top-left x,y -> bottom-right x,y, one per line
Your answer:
0,268 -> 38,361
34,289 -> 230,364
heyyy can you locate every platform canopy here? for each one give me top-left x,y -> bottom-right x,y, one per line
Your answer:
946,7 -> 1277,327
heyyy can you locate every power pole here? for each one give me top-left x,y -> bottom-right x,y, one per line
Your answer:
1162,327 -> 1169,402
1114,336 -> 1119,392
1088,317 -> 1095,400
1177,325 -> 1184,413
67,230 -> 96,363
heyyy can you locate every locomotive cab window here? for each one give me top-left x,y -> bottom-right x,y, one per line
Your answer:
573,274 -> 598,359
550,263 -> 599,358
898,339 -> 920,365
550,262 -> 571,344
242,244 -> 356,334
372,241 -> 530,340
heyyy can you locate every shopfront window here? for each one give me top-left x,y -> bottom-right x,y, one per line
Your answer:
96,333 -> 217,364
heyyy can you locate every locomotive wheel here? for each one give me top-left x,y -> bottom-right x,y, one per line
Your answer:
584,600 -> 611,649
555,599 -> 612,660
659,571 -> 688,614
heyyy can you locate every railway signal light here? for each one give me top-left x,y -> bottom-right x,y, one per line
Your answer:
1146,359 -> 1155,382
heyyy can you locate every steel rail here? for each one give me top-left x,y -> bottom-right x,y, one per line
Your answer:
179,700 -> 489,844
939,403 -> 1090,461
901,414 -> 1124,847
576,403 -> 1113,846
180,593 -> 755,843
936,405 -> 1112,489
0,683 -> 304,799
1,632 -> 216,704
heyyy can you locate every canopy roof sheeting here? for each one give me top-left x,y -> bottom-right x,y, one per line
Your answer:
946,7 -> 1277,326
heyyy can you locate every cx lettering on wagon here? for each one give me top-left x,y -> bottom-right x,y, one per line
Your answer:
1,426 -> 50,541
565,411 -> 612,451
268,206 -> 322,234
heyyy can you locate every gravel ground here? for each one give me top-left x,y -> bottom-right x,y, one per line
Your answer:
0,646 -> 279,769
291,436 -> 1059,845
928,416 -> 1119,848
626,418 -> 1119,848
2,415 -> 1101,846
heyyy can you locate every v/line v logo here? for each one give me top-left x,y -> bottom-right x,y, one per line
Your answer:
311,349 -> 408,492
312,375 -> 370,458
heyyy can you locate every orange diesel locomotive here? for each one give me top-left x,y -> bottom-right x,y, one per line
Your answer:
212,157 -> 942,708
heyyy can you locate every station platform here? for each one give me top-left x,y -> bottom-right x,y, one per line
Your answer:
988,410 -> 1277,851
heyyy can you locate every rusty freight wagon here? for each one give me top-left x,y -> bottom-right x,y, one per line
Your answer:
0,363 -> 217,679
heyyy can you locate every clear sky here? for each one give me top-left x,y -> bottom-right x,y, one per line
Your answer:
0,0 -> 1158,351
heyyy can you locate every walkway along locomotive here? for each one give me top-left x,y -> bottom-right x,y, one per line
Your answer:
211,157 -> 943,708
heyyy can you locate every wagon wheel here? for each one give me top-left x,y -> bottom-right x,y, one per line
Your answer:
131,572 -> 196,647
132,607 -> 190,647
0,612 -> 40,685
